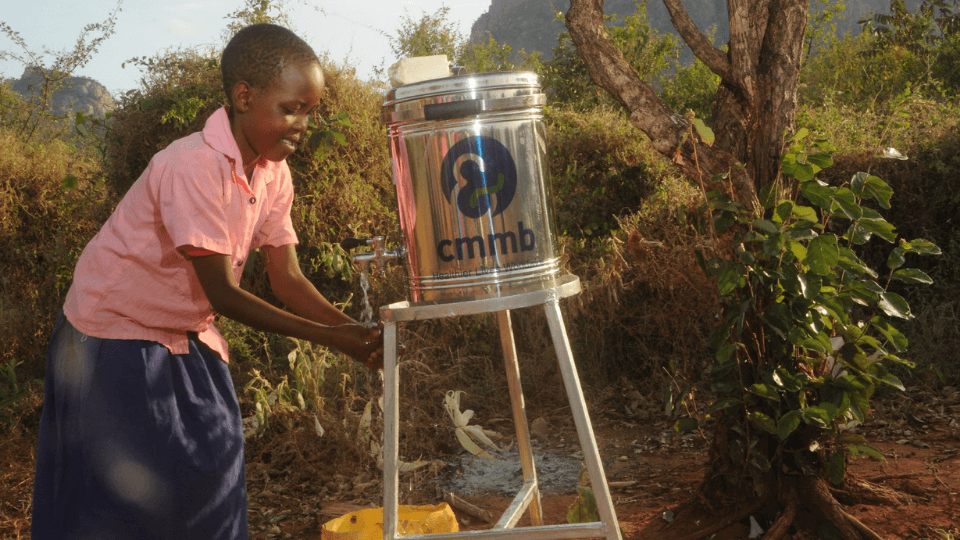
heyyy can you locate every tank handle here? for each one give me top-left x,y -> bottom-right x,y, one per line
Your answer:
423,99 -> 482,121
382,94 -> 546,125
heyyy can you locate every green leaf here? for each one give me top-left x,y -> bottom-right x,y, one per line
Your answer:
761,303 -> 793,339
694,118 -> 715,146
758,184 -> 778,209
806,235 -> 839,276
892,268 -> 933,285
847,222 -> 873,245
773,368 -> 804,392
872,317 -> 908,352
787,240 -> 808,262
900,238 -> 941,256
773,201 -> 794,223
777,410 -> 803,440
752,219 -> 780,234
793,163 -> 817,182
879,373 -> 906,391
838,432 -> 868,445
887,247 -> 906,269
566,485 -> 599,524
707,397 -> 742,413
858,218 -> 898,243
792,329 -> 833,355
674,417 -> 699,432
62,174 -> 79,189
832,375 -> 872,392
789,127 -> 810,142
850,444 -> 886,461
831,188 -> 862,220
717,261 -> 745,295
749,412 -> 777,434
747,383 -> 781,402
792,205 -> 819,223
850,172 -> 893,209
784,223 -> 820,243
837,248 -> 878,278
799,273 -> 822,299
829,450 -> 846,484
849,393 -> 869,424
803,405 -> 838,426
808,152 -> 834,169
762,232 -> 786,257
878,292 -> 913,319
848,280 -> 883,304
800,180 -> 834,209
750,452 -> 772,473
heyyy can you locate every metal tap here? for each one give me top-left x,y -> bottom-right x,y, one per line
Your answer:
341,236 -> 405,276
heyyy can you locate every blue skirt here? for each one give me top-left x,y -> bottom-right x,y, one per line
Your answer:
32,314 -> 248,540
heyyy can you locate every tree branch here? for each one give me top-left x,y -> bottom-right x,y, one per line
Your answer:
565,0 -> 741,188
662,0 -> 732,81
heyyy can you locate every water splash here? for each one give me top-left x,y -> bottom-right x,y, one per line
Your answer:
359,270 -> 373,323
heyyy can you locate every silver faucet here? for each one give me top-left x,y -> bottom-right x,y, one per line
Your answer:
342,236 -> 404,276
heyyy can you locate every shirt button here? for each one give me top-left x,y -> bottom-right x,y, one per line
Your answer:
249,197 -> 257,204
237,260 -> 243,267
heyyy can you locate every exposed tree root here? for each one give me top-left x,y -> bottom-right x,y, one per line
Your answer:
802,476 -> 885,540
670,497 -> 766,540
831,478 -> 907,506
764,484 -> 799,540
681,474 -> 892,540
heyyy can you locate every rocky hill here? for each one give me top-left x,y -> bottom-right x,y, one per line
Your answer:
9,67 -> 114,118
470,0 -> 923,60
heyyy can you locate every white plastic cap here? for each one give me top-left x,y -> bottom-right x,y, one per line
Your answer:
387,55 -> 452,87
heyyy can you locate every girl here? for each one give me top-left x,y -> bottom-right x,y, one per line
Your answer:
31,23 -> 379,540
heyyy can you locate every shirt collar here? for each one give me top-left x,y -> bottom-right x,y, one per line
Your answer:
201,107 -> 282,184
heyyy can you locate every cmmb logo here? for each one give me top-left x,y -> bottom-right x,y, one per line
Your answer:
436,136 -> 536,263
440,136 -> 518,219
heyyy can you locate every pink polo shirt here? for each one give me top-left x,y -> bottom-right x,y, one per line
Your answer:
63,107 -> 299,362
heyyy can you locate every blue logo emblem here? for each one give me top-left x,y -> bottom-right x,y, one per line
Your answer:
440,136 -> 518,219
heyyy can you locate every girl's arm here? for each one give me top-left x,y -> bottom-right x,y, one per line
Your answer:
261,243 -> 355,327
189,247 -> 382,370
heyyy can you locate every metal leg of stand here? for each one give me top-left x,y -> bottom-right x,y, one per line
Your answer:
378,276 -> 620,540
543,299 -> 623,540
495,310 -> 543,528
383,320 -> 400,540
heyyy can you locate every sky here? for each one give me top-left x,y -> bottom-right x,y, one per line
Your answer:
0,0 -> 491,95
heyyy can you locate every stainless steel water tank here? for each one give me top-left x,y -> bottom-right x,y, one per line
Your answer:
382,72 -> 561,304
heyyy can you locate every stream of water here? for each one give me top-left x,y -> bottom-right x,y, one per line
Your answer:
359,270 -> 373,323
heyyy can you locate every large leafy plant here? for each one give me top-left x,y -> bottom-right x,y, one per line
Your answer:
692,130 -> 940,491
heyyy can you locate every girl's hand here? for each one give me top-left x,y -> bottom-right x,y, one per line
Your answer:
334,322 -> 383,371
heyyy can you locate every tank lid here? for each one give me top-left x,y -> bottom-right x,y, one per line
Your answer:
382,71 -> 540,106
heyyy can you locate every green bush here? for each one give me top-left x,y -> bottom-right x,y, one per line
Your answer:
0,129 -> 111,382
797,94 -> 960,385
539,0 -> 681,110
690,132 -> 939,494
546,105 -> 664,239
106,48 -> 224,195
801,0 -> 960,109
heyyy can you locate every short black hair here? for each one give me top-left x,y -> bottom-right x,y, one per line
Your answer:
221,23 -> 320,105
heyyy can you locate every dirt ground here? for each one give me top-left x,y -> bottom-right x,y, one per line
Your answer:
1,385 -> 958,540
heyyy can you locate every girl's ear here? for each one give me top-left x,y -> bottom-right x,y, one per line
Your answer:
230,81 -> 253,113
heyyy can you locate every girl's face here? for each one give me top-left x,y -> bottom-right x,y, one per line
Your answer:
231,62 -> 324,171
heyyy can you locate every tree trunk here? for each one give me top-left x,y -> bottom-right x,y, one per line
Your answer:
562,4 -> 895,539
564,0 -> 808,204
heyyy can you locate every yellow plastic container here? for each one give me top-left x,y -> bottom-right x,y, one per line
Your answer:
321,503 -> 459,540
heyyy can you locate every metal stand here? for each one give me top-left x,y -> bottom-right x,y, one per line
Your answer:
380,275 -> 622,540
